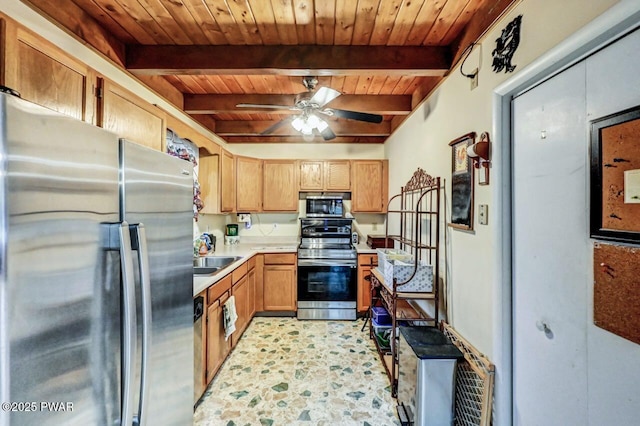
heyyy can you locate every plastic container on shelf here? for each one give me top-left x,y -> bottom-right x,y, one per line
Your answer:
376,249 -> 413,276
382,259 -> 433,293
372,306 -> 391,325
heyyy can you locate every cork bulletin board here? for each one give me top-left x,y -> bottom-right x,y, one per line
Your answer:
590,105 -> 640,243
593,242 -> 640,345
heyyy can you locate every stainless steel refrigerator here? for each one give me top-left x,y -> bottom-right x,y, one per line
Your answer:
0,92 -> 194,425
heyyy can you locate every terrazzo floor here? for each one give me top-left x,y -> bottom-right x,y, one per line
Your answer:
194,317 -> 400,426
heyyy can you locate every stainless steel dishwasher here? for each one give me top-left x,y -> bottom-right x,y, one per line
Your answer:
193,296 -> 204,404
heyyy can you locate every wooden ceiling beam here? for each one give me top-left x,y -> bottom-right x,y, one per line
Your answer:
223,136 -> 385,144
215,120 -> 391,137
184,94 -> 411,115
126,45 -> 451,76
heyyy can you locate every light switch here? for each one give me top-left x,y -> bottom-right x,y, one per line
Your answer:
479,204 -> 488,225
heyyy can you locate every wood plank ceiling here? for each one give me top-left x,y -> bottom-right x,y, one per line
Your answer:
23,0 -> 516,143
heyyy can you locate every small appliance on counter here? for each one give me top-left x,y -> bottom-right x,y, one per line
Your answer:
225,224 -> 240,245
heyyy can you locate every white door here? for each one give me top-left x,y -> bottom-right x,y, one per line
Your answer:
512,62 -> 589,426
511,27 -> 640,426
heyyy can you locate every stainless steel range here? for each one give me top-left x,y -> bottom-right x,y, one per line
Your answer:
297,218 -> 357,320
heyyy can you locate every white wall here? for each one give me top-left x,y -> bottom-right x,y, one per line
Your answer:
384,0 -> 619,359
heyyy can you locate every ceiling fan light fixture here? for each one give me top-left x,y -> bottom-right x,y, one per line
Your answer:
315,118 -> 329,132
306,114 -> 321,129
291,116 -> 305,132
291,113 -> 328,136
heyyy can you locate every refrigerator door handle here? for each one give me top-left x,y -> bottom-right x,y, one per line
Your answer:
117,222 -> 137,426
130,224 -> 152,426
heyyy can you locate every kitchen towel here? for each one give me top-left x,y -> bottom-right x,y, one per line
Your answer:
223,296 -> 238,340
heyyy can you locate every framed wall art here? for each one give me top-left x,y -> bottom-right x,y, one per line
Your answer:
449,132 -> 475,230
590,105 -> 640,243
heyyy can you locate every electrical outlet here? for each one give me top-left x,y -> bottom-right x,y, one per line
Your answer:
470,68 -> 479,90
479,204 -> 488,225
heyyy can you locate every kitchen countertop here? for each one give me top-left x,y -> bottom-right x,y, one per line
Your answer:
354,243 -> 378,254
193,242 -> 298,296
193,240 -> 381,296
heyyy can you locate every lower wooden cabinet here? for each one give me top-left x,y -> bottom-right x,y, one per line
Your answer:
357,254 -> 378,313
206,290 -> 231,384
199,251 -> 296,392
263,253 -> 297,311
231,275 -> 249,347
248,257 -> 257,317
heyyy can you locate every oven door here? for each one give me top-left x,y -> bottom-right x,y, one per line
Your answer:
297,259 -> 357,303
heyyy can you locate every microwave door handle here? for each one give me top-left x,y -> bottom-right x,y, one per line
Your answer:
130,224 -> 152,426
117,222 -> 137,426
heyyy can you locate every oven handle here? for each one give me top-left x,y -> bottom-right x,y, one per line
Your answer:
298,259 -> 357,268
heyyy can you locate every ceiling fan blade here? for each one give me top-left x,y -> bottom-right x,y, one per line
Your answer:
326,108 -> 383,123
261,117 -> 293,135
319,125 -> 336,141
309,87 -> 341,107
236,103 -> 298,110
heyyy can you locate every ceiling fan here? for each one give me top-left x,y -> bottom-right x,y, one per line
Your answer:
236,77 -> 383,141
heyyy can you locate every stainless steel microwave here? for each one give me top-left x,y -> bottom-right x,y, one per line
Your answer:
305,196 -> 344,217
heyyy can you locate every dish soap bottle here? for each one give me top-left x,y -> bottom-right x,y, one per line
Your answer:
198,239 -> 208,256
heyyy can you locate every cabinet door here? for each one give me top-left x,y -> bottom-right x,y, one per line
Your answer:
4,24 -> 95,123
357,265 -> 373,313
263,160 -> 298,211
248,266 -> 256,317
220,149 -> 236,212
351,160 -> 388,212
99,79 -> 166,151
299,161 -> 324,190
357,254 -> 377,312
236,156 -> 262,211
263,265 -> 296,311
231,275 -> 249,346
198,153 -> 220,214
325,161 -> 351,191
206,292 -> 231,384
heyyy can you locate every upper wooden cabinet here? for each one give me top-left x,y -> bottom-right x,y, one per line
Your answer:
98,78 -> 165,151
3,22 -> 95,123
351,160 -> 388,213
236,156 -> 263,212
262,160 -> 298,211
299,161 -> 323,190
325,161 -> 351,190
220,149 -> 235,213
198,152 -> 220,214
300,160 -> 350,191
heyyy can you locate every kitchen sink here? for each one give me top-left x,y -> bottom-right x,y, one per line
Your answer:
193,256 -> 243,276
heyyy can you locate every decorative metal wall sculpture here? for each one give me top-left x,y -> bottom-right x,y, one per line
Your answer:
492,15 -> 522,73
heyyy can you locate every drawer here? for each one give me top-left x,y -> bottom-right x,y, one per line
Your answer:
232,262 -> 248,283
358,254 -> 378,267
264,253 -> 296,265
207,274 -> 231,305
248,255 -> 256,271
